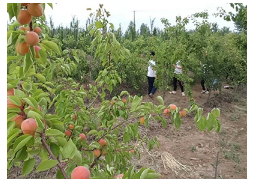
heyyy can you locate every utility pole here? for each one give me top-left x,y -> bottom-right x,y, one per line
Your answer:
133,10 -> 136,40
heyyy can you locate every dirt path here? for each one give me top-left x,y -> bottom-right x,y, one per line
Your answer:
131,84 -> 247,179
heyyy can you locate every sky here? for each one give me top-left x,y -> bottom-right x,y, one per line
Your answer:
44,1 -> 239,32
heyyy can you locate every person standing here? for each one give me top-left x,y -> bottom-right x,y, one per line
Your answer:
200,61 -> 210,94
170,60 -> 185,96
147,51 -> 157,98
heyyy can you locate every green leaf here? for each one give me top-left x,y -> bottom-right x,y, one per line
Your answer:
16,146 -> 28,161
23,97 -> 38,110
206,113 -> 215,131
145,173 -> 161,179
35,73 -> 46,83
73,151 -> 82,166
36,160 -> 58,172
22,158 -> 36,176
8,96 -> 22,107
7,121 -> 15,136
42,40 -> 61,54
38,48 -> 48,64
47,3 -> 53,9
196,116 -> 207,131
131,96 -> 142,111
55,136 -> 67,147
215,119 -> 221,133
62,139 -> 77,159
45,129 -> 64,136
22,82 -> 32,92
7,128 -> 21,150
156,96 -> 164,105
211,108 -> 220,118
56,169 -> 64,179
50,143 -> 60,158
14,89 -> 26,98
23,53 -> 33,75
120,91 -> 129,96
140,168 -> 150,179
27,110 -> 43,120
174,112 -> 181,130
148,139 -> 155,151
87,130 -> 98,135
13,135 -> 33,154
95,21 -> 103,29
133,167 -> 147,179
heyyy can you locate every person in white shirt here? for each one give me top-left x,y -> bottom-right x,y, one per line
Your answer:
147,51 -> 157,97
170,60 -> 185,96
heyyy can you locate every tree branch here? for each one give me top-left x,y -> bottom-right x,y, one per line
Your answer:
96,121 -> 126,142
41,133 -> 69,179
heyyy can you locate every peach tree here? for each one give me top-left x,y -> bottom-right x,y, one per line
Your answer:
7,3 -> 221,179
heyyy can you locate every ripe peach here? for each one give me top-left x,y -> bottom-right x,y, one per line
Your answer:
68,124 -> 74,130
114,174 -> 124,179
139,117 -> 145,125
18,26 -> 26,31
12,115 -> 24,128
169,104 -> 177,110
79,133 -> 86,140
16,42 -> 30,56
65,130 -> 71,137
179,110 -> 187,117
33,27 -> 42,34
163,109 -> 171,116
122,98 -> 127,103
98,139 -> 107,146
27,4 -> 43,17
93,149 -> 101,157
34,45 -> 41,58
17,10 -> 32,25
71,166 -> 90,179
72,114 -> 77,120
25,31 -> 39,46
7,88 -> 14,96
130,149 -> 134,154
21,118 -> 38,136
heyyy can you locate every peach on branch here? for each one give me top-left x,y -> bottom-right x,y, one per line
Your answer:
21,118 -> 38,136
16,42 -> 30,56
27,3 -> 43,17
98,139 -> 107,146
25,31 -> 39,46
12,115 -> 24,128
34,45 -> 41,58
17,10 -> 32,25
79,133 -> 86,140
33,27 -> 42,34
71,166 -> 90,179
93,149 -> 101,157
7,88 -> 14,96
65,130 -> 71,137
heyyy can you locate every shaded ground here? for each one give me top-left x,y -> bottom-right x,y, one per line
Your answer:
7,84 -> 247,179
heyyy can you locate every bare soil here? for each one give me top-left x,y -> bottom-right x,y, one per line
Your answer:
131,83 -> 247,179
7,84 -> 247,179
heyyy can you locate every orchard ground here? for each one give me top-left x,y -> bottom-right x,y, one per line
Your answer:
8,83 -> 247,179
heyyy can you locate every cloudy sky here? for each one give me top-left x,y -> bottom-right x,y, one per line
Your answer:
44,1 -> 239,32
